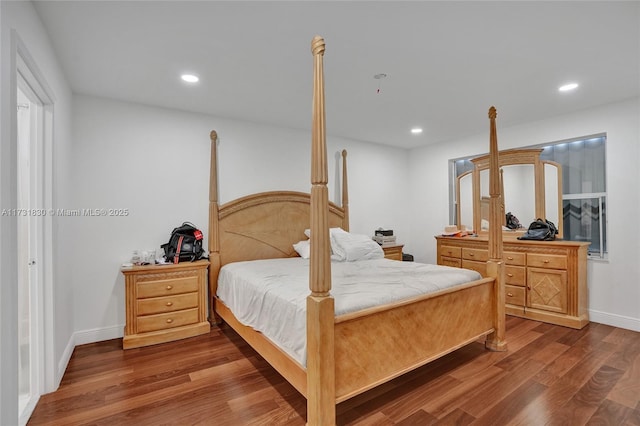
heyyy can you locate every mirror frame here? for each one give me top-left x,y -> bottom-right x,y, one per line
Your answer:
457,148 -> 563,238
542,159 -> 563,239
456,170 -> 474,233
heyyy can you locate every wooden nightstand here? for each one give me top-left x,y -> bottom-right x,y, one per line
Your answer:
121,260 -> 210,349
381,244 -> 404,261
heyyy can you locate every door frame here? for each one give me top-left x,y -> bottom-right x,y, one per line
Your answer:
13,31 -> 56,423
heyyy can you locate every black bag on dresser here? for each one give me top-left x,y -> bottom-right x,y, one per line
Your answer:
162,222 -> 206,263
517,218 -> 558,241
505,212 -> 523,230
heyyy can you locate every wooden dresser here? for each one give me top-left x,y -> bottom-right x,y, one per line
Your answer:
435,235 -> 590,329
121,260 -> 210,349
382,244 -> 404,261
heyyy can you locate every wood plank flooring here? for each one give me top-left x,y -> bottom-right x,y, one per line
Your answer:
28,317 -> 640,425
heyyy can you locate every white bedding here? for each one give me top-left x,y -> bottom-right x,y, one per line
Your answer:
217,257 -> 482,366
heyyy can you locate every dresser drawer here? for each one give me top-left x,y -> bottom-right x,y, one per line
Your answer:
462,248 -> 488,262
440,245 -> 461,259
504,251 -> 525,266
527,253 -> 567,270
137,308 -> 200,333
137,292 -> 199,316
505,284 -> 525,306
440,256 -> 461,268
137,276 -> 199,298
462,260 -> 487,277
505,265 -> 526,286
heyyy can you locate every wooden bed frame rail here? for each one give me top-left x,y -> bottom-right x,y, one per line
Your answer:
207,35 -> 506,426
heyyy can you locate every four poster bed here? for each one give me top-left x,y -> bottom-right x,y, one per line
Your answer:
207,36 -> 507,425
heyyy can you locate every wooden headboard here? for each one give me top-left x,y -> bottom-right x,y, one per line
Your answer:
207,131 -> 349,321
216,190 -> 346,265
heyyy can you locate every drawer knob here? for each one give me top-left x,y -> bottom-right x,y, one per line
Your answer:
166,318 -> 173,324
166,285 -> 173,290
507,273 -> 513,277
543,260 -> 550,263
166,302 -> 173,307
507,256 -> 514,260
507,292 -> 514,297
469,253 -> 474,257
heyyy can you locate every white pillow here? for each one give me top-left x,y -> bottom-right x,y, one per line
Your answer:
295,235 -> 344,261
293,240 -> 310,259
330,229 -> 384,261
304,227 -> 344,239
304,227 -> 342,258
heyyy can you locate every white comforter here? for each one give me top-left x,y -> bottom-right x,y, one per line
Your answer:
217,258 -> 481,366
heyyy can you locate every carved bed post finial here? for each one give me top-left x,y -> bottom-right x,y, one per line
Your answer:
208,130 -> 222,324
341,149 -> 349,232
485,107 -> 507,352
307,35 -> 336,426
488,106 -> 497,120
311,35 -> 325,56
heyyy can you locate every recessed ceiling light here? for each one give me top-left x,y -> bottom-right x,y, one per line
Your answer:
558,82 -> 578,92
181,74 -> 199,83
411,128 -> 423,134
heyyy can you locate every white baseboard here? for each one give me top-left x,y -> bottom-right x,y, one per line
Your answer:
73,324 -> 124,346
56,324 -> 124,387
56,335 -> 74,389
589,309 -> 640,332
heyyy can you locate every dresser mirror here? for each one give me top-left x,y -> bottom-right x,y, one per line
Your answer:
456,148 -> 563,238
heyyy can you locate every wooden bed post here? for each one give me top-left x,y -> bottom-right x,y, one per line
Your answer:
341,149 -> 349,232
208,130 -> 222,325
485,107 -> 507,351
307,35 -> 336,426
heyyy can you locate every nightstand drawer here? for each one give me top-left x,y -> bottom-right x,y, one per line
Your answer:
137,276 -> 199,298
382,244 -> 403,261
462,248 -> 488,262
137,308 -> 199,333
137,292 -> 199,316
527,253 -> 567,269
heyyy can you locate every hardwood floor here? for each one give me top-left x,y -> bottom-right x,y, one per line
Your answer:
28,316 -> 640,425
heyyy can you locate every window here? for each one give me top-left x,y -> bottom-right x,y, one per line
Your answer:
450,134 -> 607,259
540,135 -> 607,258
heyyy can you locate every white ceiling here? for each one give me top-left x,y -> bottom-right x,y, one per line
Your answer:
33,1 -> 640,149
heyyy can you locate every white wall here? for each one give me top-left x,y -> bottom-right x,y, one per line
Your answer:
0,0 -> 74,424
408,98 -> 640,332
70,94 -> 411,342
